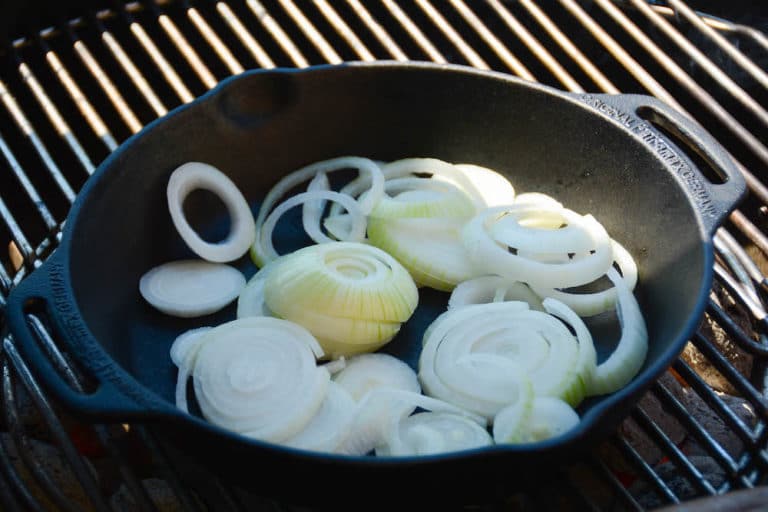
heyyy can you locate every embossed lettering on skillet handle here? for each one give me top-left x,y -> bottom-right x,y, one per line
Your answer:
577,93 -> 747,236
4,250 -> 177,422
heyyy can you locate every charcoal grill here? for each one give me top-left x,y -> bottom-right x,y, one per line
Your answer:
0,1 -> 766,510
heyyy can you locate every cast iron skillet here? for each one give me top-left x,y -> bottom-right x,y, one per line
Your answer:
6,62 -> 746,506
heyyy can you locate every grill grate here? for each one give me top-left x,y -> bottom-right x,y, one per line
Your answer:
1,1 -> 767,510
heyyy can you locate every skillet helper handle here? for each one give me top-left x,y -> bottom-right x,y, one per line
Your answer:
581,93 -> 747,236
5,251 -> 171,421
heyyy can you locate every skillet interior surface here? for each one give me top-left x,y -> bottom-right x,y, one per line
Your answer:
65,64 -> 708,446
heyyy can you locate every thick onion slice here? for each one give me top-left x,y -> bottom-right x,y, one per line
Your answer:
448,275 -> 543,311
367,177 -> 476,220
171,327 -> 212,413
451,163 -> 516,207
589,268 -> 649,396
236,260 -> 279,319
419,302 -> 551,420
338,388 -> 485,456
265,242 -> 418,323
367,217 -> 477,291
263,242 -> 418,357
333,353 -> 420,401
462,205 -> 613,289
377,411 -> 493,456
167,162 -> 256,263
495,397 -> 580,444
283,382 -> 357,453
184,317 -> 329,443
530,240 -> 639,317
139,260 -> 245,318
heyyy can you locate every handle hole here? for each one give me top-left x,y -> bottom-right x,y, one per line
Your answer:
636,106 -> 727,185
23,298 -> 98,394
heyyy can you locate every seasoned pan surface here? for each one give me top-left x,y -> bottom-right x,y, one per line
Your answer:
6,62 -> 745,503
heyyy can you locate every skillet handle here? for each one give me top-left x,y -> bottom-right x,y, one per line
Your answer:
579,93 -> 747,236
4,251 -> 175,421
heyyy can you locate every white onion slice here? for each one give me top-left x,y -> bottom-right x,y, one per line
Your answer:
378,412 -> 493,456
451,163 -> 515,207
283,382 -> 357,452
236,260 -> 279,319
167,162 -> 255,263
367,177 -> 475,220
462,205 -> 613,289
589,268 -> 649,395
190,317 -> 328,443
530,240 -> 639,317
513,192 -> 563,208
301,171 -> 331,244
448,276 -> 543,311
139,260 -> 245,318
333,353 -> 420,401
338,388 -> 485,456
251,157 -> 383,265
510,397 -> 580,444
171,327 -> 212,413
252,190 -> 367,266
367,216 -> 477,292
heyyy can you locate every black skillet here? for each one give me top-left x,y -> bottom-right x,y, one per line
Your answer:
5,62 -> 746,506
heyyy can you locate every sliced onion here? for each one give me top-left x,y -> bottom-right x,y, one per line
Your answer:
171,327 -> 212,413
139,260 -> 245,318
333,353 -> 420,401
189,317 -> 329,443
283,382 -> 357,453
419,302 -> 548,420
301,171 -> 331,244
367,216 -> 477,291
530,240 -> 639,317
451,163 -> 516,207
506,397 -> 580,444
337,388 -> 485,456
377,411 -> 493,456
448,275 -> 543,311
236,260 -> 279,319
589,268 -> 648,396
251,157 -> 383,265
251,190 -> 367,266
263,242 -> 418,357
462,205 -> 613,289
367,177 -> 475,220
167,162 -> 255,263
513,192 -> 562,208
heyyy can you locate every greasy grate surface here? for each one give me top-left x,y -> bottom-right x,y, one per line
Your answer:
0,1 -> 767,510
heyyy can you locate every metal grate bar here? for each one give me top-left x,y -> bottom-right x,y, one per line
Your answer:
0,465 -> 24,512
277,0 -> 342,64
588,455 -> 645,511
115,4 -> 195,104
706,300 -> 768,358
632,406 -> 719,496
0,80 -> 76,203
715,233 -> 762,308
0,411 -> 45,512
449,0 -> 533,79
314,0 -> 375,61
0,198 -> 35,272
486,0 -> 583,91
415,0 -> 488,69
673,359 -> 765,452
13,57 -> 97,174
243,0 -> 308,67
613,435 -> 680,505
185,4 -> 245,75
629,0 -> 768,130
518,0 -> 619,93
665,0 -> 768,90
1,337 -> 111,512
345,0 -> 408,61
0,134 -> 58,233
153,7 -> 219,89
214,1 -> 276,69
650,382 -> 746,483
381,0 -> 446,63
38,38 -> 119,152
95,18 -> 169,117
67,24 -> 144,135
716,229 -> 767,299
